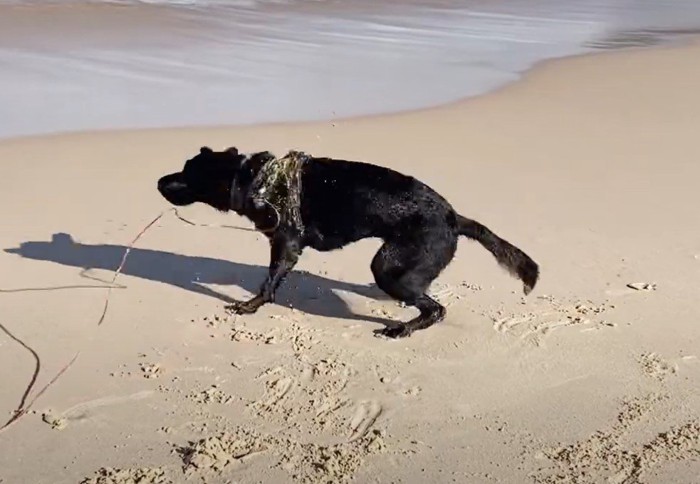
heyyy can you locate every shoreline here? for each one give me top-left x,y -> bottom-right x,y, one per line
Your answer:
3,1 -> 700,140
2,34 -> 700,145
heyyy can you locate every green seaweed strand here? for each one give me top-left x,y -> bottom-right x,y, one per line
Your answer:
251,151 -> 306,234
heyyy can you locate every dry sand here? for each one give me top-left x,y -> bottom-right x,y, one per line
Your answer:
1,41 -> 699,484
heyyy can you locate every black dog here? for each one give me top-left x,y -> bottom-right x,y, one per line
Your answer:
158,147 -> 539,338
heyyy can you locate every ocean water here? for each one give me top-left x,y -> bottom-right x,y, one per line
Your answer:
0,0 -> 699,139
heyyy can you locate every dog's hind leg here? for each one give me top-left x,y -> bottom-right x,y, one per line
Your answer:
371,231 -> 457,339
226,232 -> 301,315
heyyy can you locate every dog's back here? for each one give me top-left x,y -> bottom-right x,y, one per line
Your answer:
299,157 -> 455,251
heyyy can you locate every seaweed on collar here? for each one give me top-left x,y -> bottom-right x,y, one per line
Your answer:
250,150 -> 308,234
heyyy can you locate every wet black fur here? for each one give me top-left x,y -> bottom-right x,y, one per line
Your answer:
158,146 -> 539,338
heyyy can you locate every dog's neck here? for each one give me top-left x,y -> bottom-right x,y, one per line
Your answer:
229,151 -> 275,214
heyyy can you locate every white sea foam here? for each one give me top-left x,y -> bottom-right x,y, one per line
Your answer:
1,0 -> 699,138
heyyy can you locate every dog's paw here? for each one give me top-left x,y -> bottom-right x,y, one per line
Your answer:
225,300 -> 260,315
374,325 -> 412,339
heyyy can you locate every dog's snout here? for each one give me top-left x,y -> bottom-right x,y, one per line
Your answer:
157,172 -> 196,206
158,173 -> 182,193
157,177 -> 170,193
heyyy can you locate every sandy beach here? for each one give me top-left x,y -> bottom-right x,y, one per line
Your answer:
1,39 -> 700,484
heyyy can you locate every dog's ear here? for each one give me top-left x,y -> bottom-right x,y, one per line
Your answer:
225,146 -> 239,156
199,146 -> 213,155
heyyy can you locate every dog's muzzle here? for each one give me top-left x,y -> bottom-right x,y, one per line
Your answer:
157,173 -> 196,206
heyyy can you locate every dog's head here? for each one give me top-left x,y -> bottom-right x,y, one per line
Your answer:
157,146 -> 272,212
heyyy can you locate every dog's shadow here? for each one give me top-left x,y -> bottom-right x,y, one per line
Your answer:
4,233 -> 394,326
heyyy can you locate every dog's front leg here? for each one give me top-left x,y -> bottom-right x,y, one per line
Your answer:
225,232 -> 301,315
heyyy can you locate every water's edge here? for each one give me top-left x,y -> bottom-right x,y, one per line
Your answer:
2,0 -> 700,140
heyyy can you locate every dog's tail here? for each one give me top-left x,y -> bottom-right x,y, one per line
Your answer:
457,214 -> 539,295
